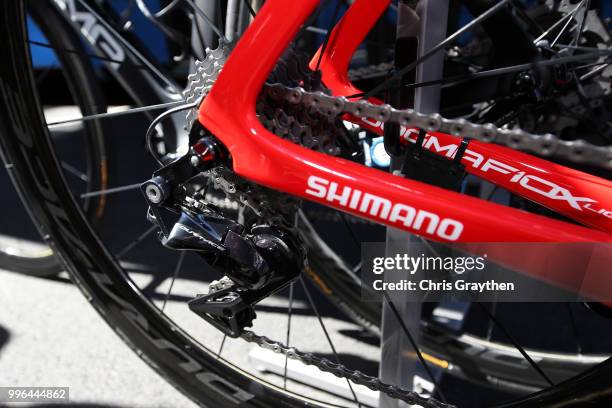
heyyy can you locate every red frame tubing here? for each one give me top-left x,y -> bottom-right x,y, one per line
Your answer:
198,0 -> 612,299
311,0 -> 612,233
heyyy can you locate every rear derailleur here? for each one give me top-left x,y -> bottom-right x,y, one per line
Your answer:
141,136 -> 304,337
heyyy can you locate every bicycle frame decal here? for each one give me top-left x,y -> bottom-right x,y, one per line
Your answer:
53,0 -> 125,69
311,0 -> 612,232
198,0 -> 612,298
306,175 -> 464,240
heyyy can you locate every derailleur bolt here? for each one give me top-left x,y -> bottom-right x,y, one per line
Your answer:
142,176 -> 170,205
189,136 -> 226,169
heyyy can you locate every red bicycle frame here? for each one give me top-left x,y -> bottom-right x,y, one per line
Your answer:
198,0 -> 612,299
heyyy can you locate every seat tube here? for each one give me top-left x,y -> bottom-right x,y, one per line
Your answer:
199,0 -> 320,129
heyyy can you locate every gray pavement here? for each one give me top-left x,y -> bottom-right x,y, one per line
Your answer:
0,264 -> 381,408
0,269 -> 197,408
0,105 -> 382,408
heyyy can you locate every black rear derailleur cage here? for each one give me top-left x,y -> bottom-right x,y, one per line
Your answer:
141,136 -> 304,337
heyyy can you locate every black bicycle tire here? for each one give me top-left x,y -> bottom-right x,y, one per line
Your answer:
0,0 -> 109,277
1,1 -> 611,407
0,2 -> 331,407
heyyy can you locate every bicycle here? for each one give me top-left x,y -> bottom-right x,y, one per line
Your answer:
1,0 -> 611,406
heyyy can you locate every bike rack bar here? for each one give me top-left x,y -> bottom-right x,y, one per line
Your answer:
380,1 -> 449,407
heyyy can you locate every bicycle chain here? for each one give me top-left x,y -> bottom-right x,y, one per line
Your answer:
240,330 -> 454,408
258,49 -> 353,156
262,84 -> 612,169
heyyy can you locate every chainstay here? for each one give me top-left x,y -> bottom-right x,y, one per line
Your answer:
263,83 -> 612,170
241,330 -> 455,408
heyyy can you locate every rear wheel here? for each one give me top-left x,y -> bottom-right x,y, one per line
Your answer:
0,2 -> 332,407
0,0 -> 109,277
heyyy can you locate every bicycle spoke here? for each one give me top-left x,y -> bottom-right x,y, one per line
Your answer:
116,225 -> 158,259
156,0 -> 182,18
136,0 -> 190,49
182,0 -> 227,41
314,0 -> 343,71
476,302 -> 554,386
299,277 -> 361,407
580,62 -> 610,81
575,60 -> 611,71
551,19 -> 577,48
484,185 -> 499,202
566,303 -> 583,355
485,301 -> 497,341
572,0 -> 592,47
382,291 -> 446,403
457,51 -> 612,80
162,251 -> 186,312
534,0 -> 585,43
242,0 -> 257,18
551,0 -> 587,47
28,40 -> 146,70
354,51 -> 612,96
554,44 -> 607,53
479,184 -> 500,330
76,0 -> 181,94
340,213 -> 361,255
346,6 -> 612,98
47,101 -> 185,128
362,0 -> 512,100
306,26 -> 328,35
80,182 -> 142,199
513,3 -> 545,35
283,283 -> 294,390
216,334 -> 227,359
60,161 -> 89,183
